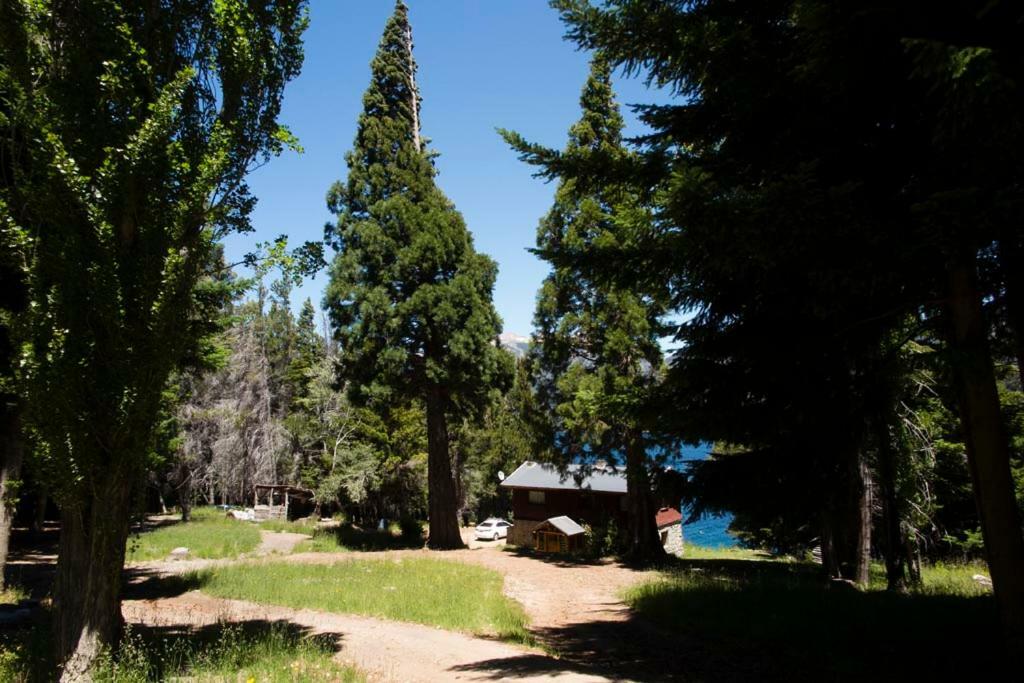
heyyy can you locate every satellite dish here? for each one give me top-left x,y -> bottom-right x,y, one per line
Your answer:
497,470 -> 506,482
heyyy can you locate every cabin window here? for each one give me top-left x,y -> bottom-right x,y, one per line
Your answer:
660,530 -> 668,545
528,490 -> 545,505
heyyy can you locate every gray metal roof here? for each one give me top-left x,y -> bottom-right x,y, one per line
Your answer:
499,461 -> 627,494
542,515 -> 586,536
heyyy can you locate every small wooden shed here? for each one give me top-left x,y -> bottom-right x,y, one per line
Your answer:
252,484 -> 314,521
533,515 -> 586,554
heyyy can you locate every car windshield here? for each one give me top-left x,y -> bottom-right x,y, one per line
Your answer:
478,522 -> 493,528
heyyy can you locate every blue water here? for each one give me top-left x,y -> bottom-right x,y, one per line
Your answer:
668,444 -> 737,548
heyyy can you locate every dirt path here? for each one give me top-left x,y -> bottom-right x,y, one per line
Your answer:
123,591 -> 610,682
124,531 -> 687,681
254,530 -> 310,555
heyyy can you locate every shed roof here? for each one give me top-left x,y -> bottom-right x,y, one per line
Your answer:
656,507 -> 683,528
537,515 -> 586,537
500,461 -> 627,494
254,484 -> 314,499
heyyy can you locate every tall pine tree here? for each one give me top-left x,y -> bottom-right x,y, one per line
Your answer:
505,57 -> 670,562
324,1 -> 508,549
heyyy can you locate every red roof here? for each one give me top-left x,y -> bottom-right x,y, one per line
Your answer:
655,507 -> 682,528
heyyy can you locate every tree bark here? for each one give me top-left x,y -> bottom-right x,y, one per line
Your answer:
0,400 -> 25,592
826,445 -> 871,587
852,450 -> 872,587
875,410 -> 907,592
53,477 -> 133,681
425,385 -> 463,549
32,491 -> 47,533
178,462 -> 192,523
623,431 -> 664,564
946,257 -> 1024,657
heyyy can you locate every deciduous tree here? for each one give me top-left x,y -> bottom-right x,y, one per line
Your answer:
0,0 -> 307,674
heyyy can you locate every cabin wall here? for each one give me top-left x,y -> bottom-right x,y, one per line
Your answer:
661,523 -> 684,555
507,488 -> 627,546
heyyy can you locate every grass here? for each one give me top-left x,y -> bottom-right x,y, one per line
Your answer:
294,523 -> 423,553
623,549 -> 1000,680
126,507 -> 261,562
0,585 -> 28,605
0,614 -> 363,682
94,623 -> 362,683
678,545 -> 780,561
190,556 -> 534,646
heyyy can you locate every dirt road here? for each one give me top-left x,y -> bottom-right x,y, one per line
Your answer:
123,530 -> 683,681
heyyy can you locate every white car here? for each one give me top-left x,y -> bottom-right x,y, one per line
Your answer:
474,518 -> 512,541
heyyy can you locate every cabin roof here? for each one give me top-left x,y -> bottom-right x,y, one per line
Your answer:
500,461 -> 627,494
537,515 -> 586,537
656,507 -> 683,528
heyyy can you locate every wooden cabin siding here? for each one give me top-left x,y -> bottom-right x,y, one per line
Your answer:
510,488 -> 626,528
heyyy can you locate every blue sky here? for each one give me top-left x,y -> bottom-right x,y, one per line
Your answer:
223,0 -> 670,336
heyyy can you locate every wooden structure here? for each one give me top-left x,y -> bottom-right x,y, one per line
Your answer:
656,506 -> 684,554
252,484 -> 314,521
500,461 -> 628,546
533,516 -> 586,554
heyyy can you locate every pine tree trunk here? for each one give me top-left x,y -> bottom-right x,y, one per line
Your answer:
826,446 -> 871,586
946,257 -> 1024,656
876,411 -> 907,592
32,492 -> 47,533
425,385 -> 462,549
852,451 -> 872,588
178,462 -> 192,523
623,431 -> 664,564
53,477 -> 133,680
0,400 -> 25,592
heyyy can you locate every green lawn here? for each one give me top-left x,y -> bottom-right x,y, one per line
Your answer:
126,507 -> 261,562
624,553 -> 999,681
190,557 -> 534,645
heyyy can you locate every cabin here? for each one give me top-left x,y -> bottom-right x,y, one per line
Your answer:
656,506 -> 684,554
499,461 -> 628,546
252,484 -> 314,521
500,461 -> 684,554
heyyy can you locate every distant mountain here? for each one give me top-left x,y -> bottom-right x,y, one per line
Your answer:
498,331 -> 530,358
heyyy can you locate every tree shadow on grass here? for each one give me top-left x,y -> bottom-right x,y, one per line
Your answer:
127,617 -> 343,659
122,566 -> 209,601
453,556 -> 1005,682
312,523 -> 425,552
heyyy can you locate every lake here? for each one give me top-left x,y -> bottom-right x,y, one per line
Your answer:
670,444 -> 737,548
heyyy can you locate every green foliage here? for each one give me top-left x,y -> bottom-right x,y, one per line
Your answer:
126,510 -> 261,562
503,56 -> 669,464
324,1 -> 509,413
455,358 -> 539,521
582,519 -> 622,559
191,557 -> 534,645
0,0 -> 310,508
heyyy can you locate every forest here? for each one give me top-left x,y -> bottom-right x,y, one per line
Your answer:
1,0 -> 1023,680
